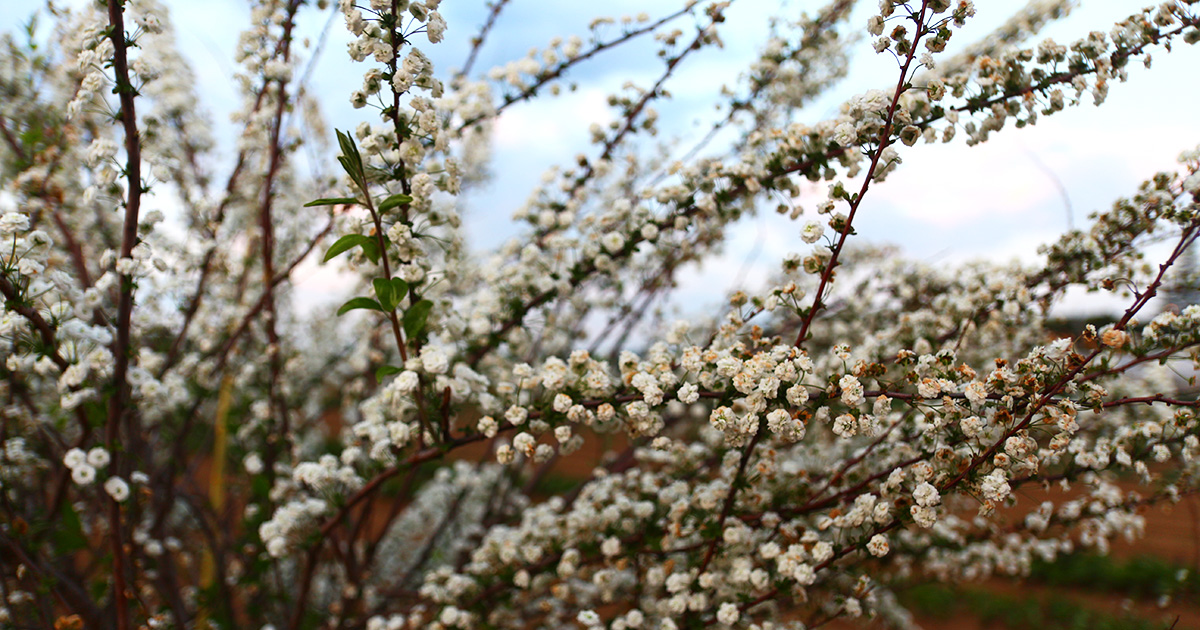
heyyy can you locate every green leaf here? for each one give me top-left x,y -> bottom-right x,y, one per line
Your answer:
323,234 -> 374,263
360,239 -> 381,264
337,297 -> 384,316
373,278 -> 395,311
335,129 -> 366,189
378,193 -> 414,213
390,278 -> 409,302
304,197 -> 357,207
403,299 -> 434,339
375,365 -> 402,383
336,156 -> 363,189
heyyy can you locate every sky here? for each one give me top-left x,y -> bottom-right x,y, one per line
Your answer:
3,0 -> 1198,319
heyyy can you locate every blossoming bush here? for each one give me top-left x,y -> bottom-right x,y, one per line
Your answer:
1,0 -> 1199,628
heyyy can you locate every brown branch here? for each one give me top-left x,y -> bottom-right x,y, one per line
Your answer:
257,0 -> 304,514
456,4 -> 697,131
697,421 -> 764,574
104,2 -> 146,626
0,116 -> 29,163
206,217 -> 336,372
793,8 -> 930,347
942,223 -> 1198,493
457,0 -> 511,80
49,211 -> 94,290
0,276 -> 70,371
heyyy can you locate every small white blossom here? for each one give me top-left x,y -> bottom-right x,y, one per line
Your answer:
72,464 -> 96,486
866,534 -> 889,557
105,476 -> 131,502
913,482 -> 940,507
716,602 -> 739,625
87,447 -> 111,469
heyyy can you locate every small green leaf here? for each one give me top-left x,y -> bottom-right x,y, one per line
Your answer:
403,299 -> 434,339
360,239 -> 381,264
323,234 -> 374,263
336,156 -> 363,189
375,365 -> 402,383
390,278 -> 409,302
337,297 -> 384,316
336,129 -> 366,189
378,193 -> 414,213
304,197 -> 357,207
373,278 -> 395,311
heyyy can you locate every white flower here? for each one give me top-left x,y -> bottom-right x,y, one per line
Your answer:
981,469 -> 1010,502
811,540 -> 833,562
577,610 -> 601,627
786,383 -> 809,406
63,447 -> 87,470
505,405 -> 528,426
0,212 -> 29,235
839,374 -> 863,406
960,415 -> 983,437
676,382 -> 699,404
833,122 -> 856,146
244,453 -> 264,474
832,413 -> 857,438
426,11 -> 447,43
512,432 -> 535,456
913,482 -> 940,507
867,15 -> 885,36
87,447 -> 111,468
135,13 -> 164,34
419,346 -> 448,374
17,259 -> 43,275
911,504 -> 937,528
601,232 -> 625,253
873,395 -> 891,416
71,464 -> 96,485
716,602 -> 739,625
866,534 -> 889,557
964,381 -> 987,407
791,563 -> 816,584
105,476 -> 131,502
800,220 -> 825,244
393,370 -> 420,393
709,406 -> 734,431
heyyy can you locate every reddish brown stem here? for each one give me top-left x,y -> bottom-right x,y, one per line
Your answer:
104,1 -> 144,627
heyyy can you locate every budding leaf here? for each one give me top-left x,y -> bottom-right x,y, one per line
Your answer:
303,197 -> 357,207
335,129 -> 366,190
403,299 -> 433,339
375,365 -> 402,383
337,297 -> 383,316
323,234 -> 377,263
378,193 -> 414,213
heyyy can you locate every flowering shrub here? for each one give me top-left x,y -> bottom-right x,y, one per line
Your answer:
1,0 -> 1199,629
